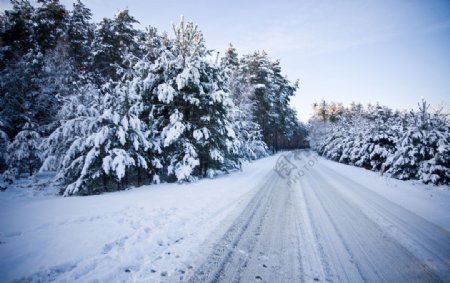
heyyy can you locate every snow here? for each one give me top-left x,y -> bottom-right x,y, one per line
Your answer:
319,157 -> 450,230
1,151 -> 449,282
190,151 -> 450,282
209,148 -> 224,163
162,111 -> 185,147
102,149 -> 136,180
192,129 -> 203,141
225,124 -> 236,139
176,64 -> 200,91
157,83 -> 176,103
0,154 -> 281,282
116,126 -> 126,145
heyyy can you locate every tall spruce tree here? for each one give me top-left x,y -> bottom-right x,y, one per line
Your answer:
93,9 -> 139,82
34,0 -> 67,53
220,44 -> 267,161
147,18 -> 240,181
66,0 -> 94,70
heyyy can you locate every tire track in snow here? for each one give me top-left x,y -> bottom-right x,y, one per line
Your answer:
188,174 -> 279,282
313,161 -> 450,282
301,171 -> 365,282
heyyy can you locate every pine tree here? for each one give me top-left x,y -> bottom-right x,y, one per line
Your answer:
220,44 -> 267,161
39,78 -> 100,173
147,18 -> 240,181
384,100 -> 428,181
7,120 -> 41,176
92,9 -> 139,82
221,43 -> 239,79
0,48 -> 53,136
266,59 -> 299,152
0,0 -> 36,67
239,51 -> 302,152
313,100 -> 329,121
0,119 -> 9,172
417,111 -> 450,185
66,0 -> 94,70
418,100 -> 450,185
34,0 -> 67,53
42,53 -> 154,195
241,51 -> 272,145
355,105 -> 398,170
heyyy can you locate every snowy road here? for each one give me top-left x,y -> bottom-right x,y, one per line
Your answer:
189,151 -> 450,283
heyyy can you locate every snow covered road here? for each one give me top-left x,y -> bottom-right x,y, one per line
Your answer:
1,151 -> 449,282
189,151 -> 450,282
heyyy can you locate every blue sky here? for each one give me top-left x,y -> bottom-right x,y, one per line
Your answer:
2,0 -> 449,121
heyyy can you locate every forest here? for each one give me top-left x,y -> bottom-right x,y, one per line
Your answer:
0,0 -> 307,195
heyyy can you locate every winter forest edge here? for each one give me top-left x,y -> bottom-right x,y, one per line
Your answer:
0,0 -> 307,195
0,0 -> 449,197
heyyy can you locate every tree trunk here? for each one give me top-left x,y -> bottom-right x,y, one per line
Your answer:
137,167 -> 141,186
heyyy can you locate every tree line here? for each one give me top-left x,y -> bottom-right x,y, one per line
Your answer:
0,0 -> 307,195
309,99 -> 450,185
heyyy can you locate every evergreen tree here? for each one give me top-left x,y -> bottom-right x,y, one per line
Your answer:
417,112 -> 450,185
34,0 -> 67,53
241,51 -> 272,145
7,120 -> 41,176
92,9 -> 139,81
220,44 -> 267,161
0,119 -> 9,172
40,77 -> 99,173
355,105 -> 398,170
147,18 -> 240,181
385,99 -> 450,184
66,0 -> 94,70
43,65 -> 153,195
0,0 -> 36,67
313,99 -> 329,121
240,51 -> 302,152
266,59 -> 299,152
0,48 -> 53,137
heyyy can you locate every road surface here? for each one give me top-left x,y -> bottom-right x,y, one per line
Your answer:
188,151 -> 450,283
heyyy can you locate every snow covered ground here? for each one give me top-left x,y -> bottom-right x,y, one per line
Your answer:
0,151 -> 449,282
0,155 -> 279,282
320,157 -> 450,231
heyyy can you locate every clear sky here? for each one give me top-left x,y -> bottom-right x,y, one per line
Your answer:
2,0 -> 450,121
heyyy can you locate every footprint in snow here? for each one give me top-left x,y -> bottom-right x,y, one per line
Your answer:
174,237 -> 184,243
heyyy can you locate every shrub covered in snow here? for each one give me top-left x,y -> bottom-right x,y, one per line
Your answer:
310,99 -> 450,185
